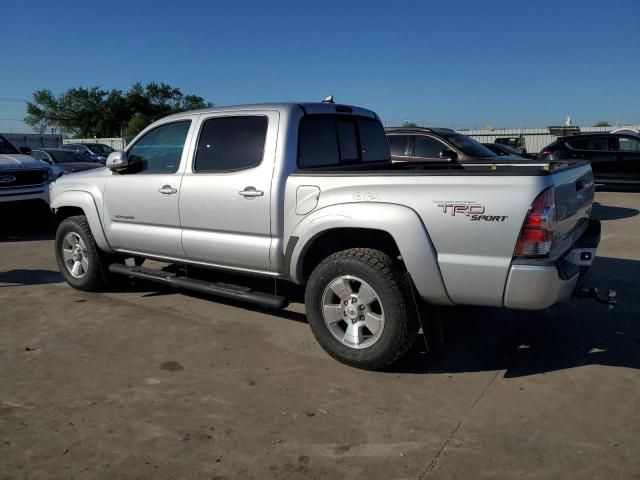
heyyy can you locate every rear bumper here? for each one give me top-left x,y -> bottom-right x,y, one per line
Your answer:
503,219 -> 601,310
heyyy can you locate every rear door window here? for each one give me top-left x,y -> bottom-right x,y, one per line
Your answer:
415,136 -> 447,158
388,135 -> 409,156
567,137 -> 612,151
194,116 -> 268,172
614,136 -> 640,152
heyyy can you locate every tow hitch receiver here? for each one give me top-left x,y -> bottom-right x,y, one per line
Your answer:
575,287 -> 617,307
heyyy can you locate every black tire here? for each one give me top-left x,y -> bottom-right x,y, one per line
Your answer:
305,248 -> 419,370
55,215 -> 118,292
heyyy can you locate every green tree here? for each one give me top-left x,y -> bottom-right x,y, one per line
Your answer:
594,120 -> 610,127
25,83 -> 212,137
402,121 -> 418,128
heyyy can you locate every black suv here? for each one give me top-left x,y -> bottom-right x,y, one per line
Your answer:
386,127 -> 507,162
540,133 -> 640,184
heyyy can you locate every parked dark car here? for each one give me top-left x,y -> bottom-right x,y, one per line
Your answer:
494,136 -> 528,155
386,127 -> 509,162
63,143 -> 115,164
31,149 -> 104,178
540,133 -> 640,184
482,143 -> 528,158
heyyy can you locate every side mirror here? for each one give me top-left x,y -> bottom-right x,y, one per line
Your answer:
19,146 -> 32,155
106,151 -> 129,170
439,148 -> 458,160
84,151 -> 91,156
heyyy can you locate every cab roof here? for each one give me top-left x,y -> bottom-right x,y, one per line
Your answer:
163,102 -> 378,120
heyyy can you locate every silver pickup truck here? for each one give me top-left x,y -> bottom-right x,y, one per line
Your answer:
49,102 -> 600,369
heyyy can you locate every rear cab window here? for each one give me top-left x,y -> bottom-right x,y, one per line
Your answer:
298,115 -> 390,168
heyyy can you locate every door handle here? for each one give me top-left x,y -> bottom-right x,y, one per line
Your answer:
239,186 -> 264,198
158,185 -> 178,195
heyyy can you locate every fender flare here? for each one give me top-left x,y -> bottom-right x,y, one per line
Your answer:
288,202 -> 452,306
51,190 -> 114,253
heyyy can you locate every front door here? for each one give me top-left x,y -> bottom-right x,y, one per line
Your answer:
102,119 -> 194,258
179,111 -> 279,273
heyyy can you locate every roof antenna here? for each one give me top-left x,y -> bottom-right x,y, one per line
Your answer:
322,95 -> 335,104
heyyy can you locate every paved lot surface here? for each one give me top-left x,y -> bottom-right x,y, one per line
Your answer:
1,192 -> 639,479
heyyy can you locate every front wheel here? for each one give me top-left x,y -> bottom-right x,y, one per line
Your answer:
55,215 -> 115,291
305,248 -> 419,370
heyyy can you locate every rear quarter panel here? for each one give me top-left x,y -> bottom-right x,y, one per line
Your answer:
285,173 -> 553,307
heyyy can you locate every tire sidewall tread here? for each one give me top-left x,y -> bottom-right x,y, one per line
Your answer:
55,215 -> 107,292
305,248 -> 419,370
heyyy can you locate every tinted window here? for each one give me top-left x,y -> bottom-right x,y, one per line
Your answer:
88,144 -> 114,155
567,137 -> 611,151
127,121 -> 191,174
298,116 -> 390,168
32,151 -> 46,161
195,116 -> 267,172
388,135 -> 409,156
298,118 -> 340,167
359,119 -> 390,162
336,120 -> 358,161
415,136 -> 446,158
444,134 -> 496,157
0,135 -> 19,154
50,150 -> 84,163
615,136 -> 640,152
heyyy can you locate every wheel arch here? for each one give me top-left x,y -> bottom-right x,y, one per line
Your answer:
287,203 -> 452,306
51,190 -> 113,253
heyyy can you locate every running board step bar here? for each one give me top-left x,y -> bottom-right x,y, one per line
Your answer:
108,263 -> 289,309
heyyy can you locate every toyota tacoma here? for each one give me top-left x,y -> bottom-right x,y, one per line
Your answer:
49,101 -> 600,370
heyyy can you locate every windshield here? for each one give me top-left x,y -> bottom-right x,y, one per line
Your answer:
0,135 -> 19,155
88,144 -> 114,155
50,150 -> 85,163
444,133 -> 497,158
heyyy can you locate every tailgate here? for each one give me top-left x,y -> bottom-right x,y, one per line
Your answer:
549,161 -> 595,257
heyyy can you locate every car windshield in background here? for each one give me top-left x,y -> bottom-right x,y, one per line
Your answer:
89,144 -> 115,155
50,150 -> 84,163
445,134 -> 497,157
0,135 -> 19,155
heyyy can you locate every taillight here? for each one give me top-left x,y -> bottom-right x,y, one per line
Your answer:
514,187 -> 557,257
540,150 -> 552,157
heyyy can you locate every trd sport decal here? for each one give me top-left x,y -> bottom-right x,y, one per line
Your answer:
435,201 -> 508,222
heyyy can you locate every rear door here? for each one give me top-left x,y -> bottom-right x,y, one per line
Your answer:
179,111 -> 279,273
565,136 -> 616,182
612,135 -> 640,182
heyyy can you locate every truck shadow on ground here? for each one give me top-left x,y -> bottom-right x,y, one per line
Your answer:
395,256 -> 640,377
591,202 -> 639,221
0,203 -> 55,242
0,269 -> 63,287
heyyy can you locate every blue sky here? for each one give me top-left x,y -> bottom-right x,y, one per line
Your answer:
1,0 -> 639,133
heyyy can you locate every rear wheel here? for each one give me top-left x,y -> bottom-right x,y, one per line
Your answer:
55,215 -> 119,291
305,248 -> 419,370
